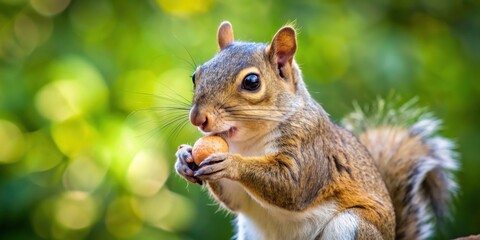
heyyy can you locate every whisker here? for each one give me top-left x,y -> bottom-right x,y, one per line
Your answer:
226,113 -> 285,119
225,109 -> 292,114
126,76 -> 194,143
223,104 -> 287,109
167,118 -> 191,141
222,110 -> 318,125
130,108 -> 190,116
127,109 -> 188,126
217,91 -> 235,110
128,117 -> 161,129
175,55 -> 197,70
133,106 -> 191,112
223,105 -> 294,112
139,114 -> 189,142
172,33 -> 198,70
128,91 -> 191,107
154,113 -> 190,125
183,46 -> 197,69
224,116 -> 283,123
156,82 -> 193,106
138,115 -> 186,134
140,110 -> 188,127
158,114 -> 190,129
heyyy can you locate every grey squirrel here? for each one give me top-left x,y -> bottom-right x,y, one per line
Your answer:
174,21 -> 458,239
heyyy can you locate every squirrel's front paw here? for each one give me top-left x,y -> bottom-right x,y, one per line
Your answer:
194,153 -> 239,181
175,144 -> 203,185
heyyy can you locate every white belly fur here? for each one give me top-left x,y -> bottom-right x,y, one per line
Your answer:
235,199 -> 340,240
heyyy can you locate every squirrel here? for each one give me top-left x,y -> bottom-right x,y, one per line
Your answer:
174,21 -> 458,240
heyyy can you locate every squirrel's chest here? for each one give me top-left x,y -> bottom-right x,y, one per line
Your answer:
228,131 -> 278,156
228,143 -> 266,157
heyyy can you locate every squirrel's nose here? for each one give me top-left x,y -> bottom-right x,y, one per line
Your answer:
190,106 -> 210,132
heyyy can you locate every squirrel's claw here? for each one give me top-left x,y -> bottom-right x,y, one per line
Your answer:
194,153 -> 234,181
175,144 -> 203,185
198,154 -> 226,167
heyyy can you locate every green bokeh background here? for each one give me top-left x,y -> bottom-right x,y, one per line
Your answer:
1,0 -> 479,239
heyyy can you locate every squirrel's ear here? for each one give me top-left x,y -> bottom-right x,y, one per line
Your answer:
268,26 -> 297,69
217,21 -> 234,50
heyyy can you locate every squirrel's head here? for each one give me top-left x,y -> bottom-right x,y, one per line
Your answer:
190,21 -> 305,142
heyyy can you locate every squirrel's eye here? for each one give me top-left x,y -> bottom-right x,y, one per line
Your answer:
191,72 -> 196,85
241,74 -> 261,91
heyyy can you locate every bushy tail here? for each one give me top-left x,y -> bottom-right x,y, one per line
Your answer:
342,97 -> 459,240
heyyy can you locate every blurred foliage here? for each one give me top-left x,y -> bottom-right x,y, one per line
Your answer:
0,0 -> 479,239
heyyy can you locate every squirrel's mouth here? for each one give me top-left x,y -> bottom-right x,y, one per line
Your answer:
213,127 -> 237,139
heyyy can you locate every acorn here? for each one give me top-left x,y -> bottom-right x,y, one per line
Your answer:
192,135 -> 229,165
